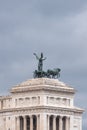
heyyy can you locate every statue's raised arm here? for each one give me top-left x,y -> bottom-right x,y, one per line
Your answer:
33,53 -> 39,60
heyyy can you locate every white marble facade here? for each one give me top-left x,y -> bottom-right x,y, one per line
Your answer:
0,78 -> 84,130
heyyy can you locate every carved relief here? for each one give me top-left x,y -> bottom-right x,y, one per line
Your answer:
49,97 -> 54,104
32,97 -> 37,105
56,97 -> 60,105
25,97 -> 30,105
47,96 -> 71,107
62,98 -> 66,106
14,96 -> 40,108
19,98 -> 23,106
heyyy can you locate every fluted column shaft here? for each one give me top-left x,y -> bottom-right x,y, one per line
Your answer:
30,115 -> 33,130
53,116 -> 56,130
24,116 -> 27,130
47,115 -> 50,130
17,117 -> 20,130
59,116 -> 62,130
37,115 -> 40,130
65,117 -> 69,130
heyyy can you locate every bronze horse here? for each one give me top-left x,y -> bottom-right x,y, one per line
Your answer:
47,68 -> 61,78
33,68 -> 61,79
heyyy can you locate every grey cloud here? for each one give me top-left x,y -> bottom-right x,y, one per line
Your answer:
34,0 -> 87,17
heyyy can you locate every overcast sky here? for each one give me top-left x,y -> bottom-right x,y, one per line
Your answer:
0,0 -> 87,129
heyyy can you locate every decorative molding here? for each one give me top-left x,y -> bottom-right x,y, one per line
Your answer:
0,106 -> 84,116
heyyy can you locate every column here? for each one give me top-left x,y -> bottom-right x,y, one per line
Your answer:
37,115 -> 40,130
53,116 -> 56,130
40,114 -> 47,130
16,116 -> 20,130
30,115 -> 33,130
65,117 -> 69,130
3,118 -> 6,130
59,116 -> 62,130
24,116 -> 27,130
47,115 -> 50,130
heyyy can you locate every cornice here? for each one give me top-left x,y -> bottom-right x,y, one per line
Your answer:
11,85 -> 75,94
0,106 -> 84,116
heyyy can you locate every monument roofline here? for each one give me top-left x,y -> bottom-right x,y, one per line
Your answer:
10,78 -> 76,94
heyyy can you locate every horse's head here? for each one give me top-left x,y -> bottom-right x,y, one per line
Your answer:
54,68 -> 61,72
